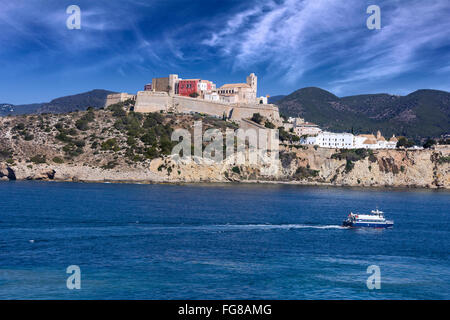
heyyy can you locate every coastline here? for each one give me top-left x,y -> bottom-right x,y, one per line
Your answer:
2,173 -> 449,191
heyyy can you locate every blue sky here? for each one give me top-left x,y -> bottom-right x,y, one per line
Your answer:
1,0 -> 449,104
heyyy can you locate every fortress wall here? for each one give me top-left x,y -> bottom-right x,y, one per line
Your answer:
133,91 -> 281,124
173,96 -> 233,118
105,93 -> 136,107
134,91 -> 170,113
230,104 -> 281,124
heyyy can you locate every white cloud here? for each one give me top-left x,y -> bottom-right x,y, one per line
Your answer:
202,0 -> 450,91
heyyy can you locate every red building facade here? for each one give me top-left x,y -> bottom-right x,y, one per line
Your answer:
178,79 -> 199,96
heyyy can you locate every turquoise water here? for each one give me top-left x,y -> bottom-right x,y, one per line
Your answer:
0,181 -> 449,299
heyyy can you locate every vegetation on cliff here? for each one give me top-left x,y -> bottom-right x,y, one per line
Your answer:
0,101 -> 236,170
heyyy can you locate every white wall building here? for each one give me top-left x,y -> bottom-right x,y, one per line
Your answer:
288,117 -> 305,125
204,92 -> 220,102
294,122 -> 322,136
301,130 -> 398,149
303,132 -> 354,148
257,96 -> 268,104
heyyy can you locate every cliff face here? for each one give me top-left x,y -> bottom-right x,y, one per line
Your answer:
1,146 -> 448,189
275,146 -> 449,188
0,108 -> 448,188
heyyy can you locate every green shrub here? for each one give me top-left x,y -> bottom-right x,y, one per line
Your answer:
75,119 -> 89,131
345,159 -> 354,173
331,149 -> 368,162
143,113 -> 164,128
294,166 -> 319,179
423,139 -> 436,149
251,113 -> 263,124
101,138 -> 119,151
109,104 -> 127,117
101,161 -> 118,169
144,147 -> 158,159
140,131 -> 157,145
30,155 -> 46,164
159,136 -> 174,155
52,157 -> 64,164
437,156 -> 450,164
0,148 -> 12,160
232,166 -> 240,174
55,132 -> 72,143
63,143 -> 84,157
24,133 -> 34,141
14,123 -> 25,131
264,121 -> 276,129
396,136 -> 415,148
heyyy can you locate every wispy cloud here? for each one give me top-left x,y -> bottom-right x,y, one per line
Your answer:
1,0 -> 449,103
202,0 -> 450,92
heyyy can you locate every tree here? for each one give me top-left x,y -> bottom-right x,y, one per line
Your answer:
264,120 -> 276,129
396,136 -> 414,148
423,138 -> 436,149
251,113 -> 263,124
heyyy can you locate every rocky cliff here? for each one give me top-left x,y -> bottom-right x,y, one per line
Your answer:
0,107 -> 448,188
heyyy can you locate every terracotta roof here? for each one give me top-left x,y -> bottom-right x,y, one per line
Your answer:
298,122 -> 319,127
389,136 -> 398,142
363,138 -> 377,144
219,83 -> 251,89
359,134 -> 376,139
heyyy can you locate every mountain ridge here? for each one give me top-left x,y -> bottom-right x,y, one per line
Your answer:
276,87 -> 450,140
0,89 -> 116,116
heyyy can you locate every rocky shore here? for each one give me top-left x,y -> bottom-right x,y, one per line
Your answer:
1,146 -> 449,189
1,108 -> 448,189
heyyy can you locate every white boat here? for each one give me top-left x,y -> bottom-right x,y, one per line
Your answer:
342,209 -> 394,228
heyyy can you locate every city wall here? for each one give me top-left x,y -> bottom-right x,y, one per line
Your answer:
133,91 -> 281,124
105,93 -> 136,107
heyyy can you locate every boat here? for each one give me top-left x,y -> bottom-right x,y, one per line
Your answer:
342,209 -> 394,228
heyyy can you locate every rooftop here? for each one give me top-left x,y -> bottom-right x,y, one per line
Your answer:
219,83 -> 251,89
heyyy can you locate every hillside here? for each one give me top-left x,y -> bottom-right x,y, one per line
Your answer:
268,95 -> 286,104
276,87 -> 450,140
0,103 -> 448,188
0,89 -> 116,116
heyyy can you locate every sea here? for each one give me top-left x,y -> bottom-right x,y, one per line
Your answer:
0,181 -> 448,299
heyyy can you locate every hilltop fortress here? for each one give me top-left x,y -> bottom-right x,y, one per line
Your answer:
105,73 -> 281,124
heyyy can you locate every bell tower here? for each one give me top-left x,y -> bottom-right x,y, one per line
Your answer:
246,73 -> 257,103
246,73 -> 257,91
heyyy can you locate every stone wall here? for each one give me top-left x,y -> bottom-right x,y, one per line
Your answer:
134,91 -> 281,124
133,91 -> 171,113
174,95 -> 233,118
105,93 -> 136,107
152,77 -> 170,93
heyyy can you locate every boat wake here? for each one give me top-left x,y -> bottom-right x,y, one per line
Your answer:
143,223 -> 348,231
210,224 -> 347,230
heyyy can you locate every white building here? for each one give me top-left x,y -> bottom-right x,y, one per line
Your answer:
220,94 -> 238,104
204,92 -> 220,102
354,131 -> 397,149
301,130 -> 398,149
288,117 -> 305,125
294,122 -> 322,136
257,96 -> 268,104
303,132 -> 354,148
